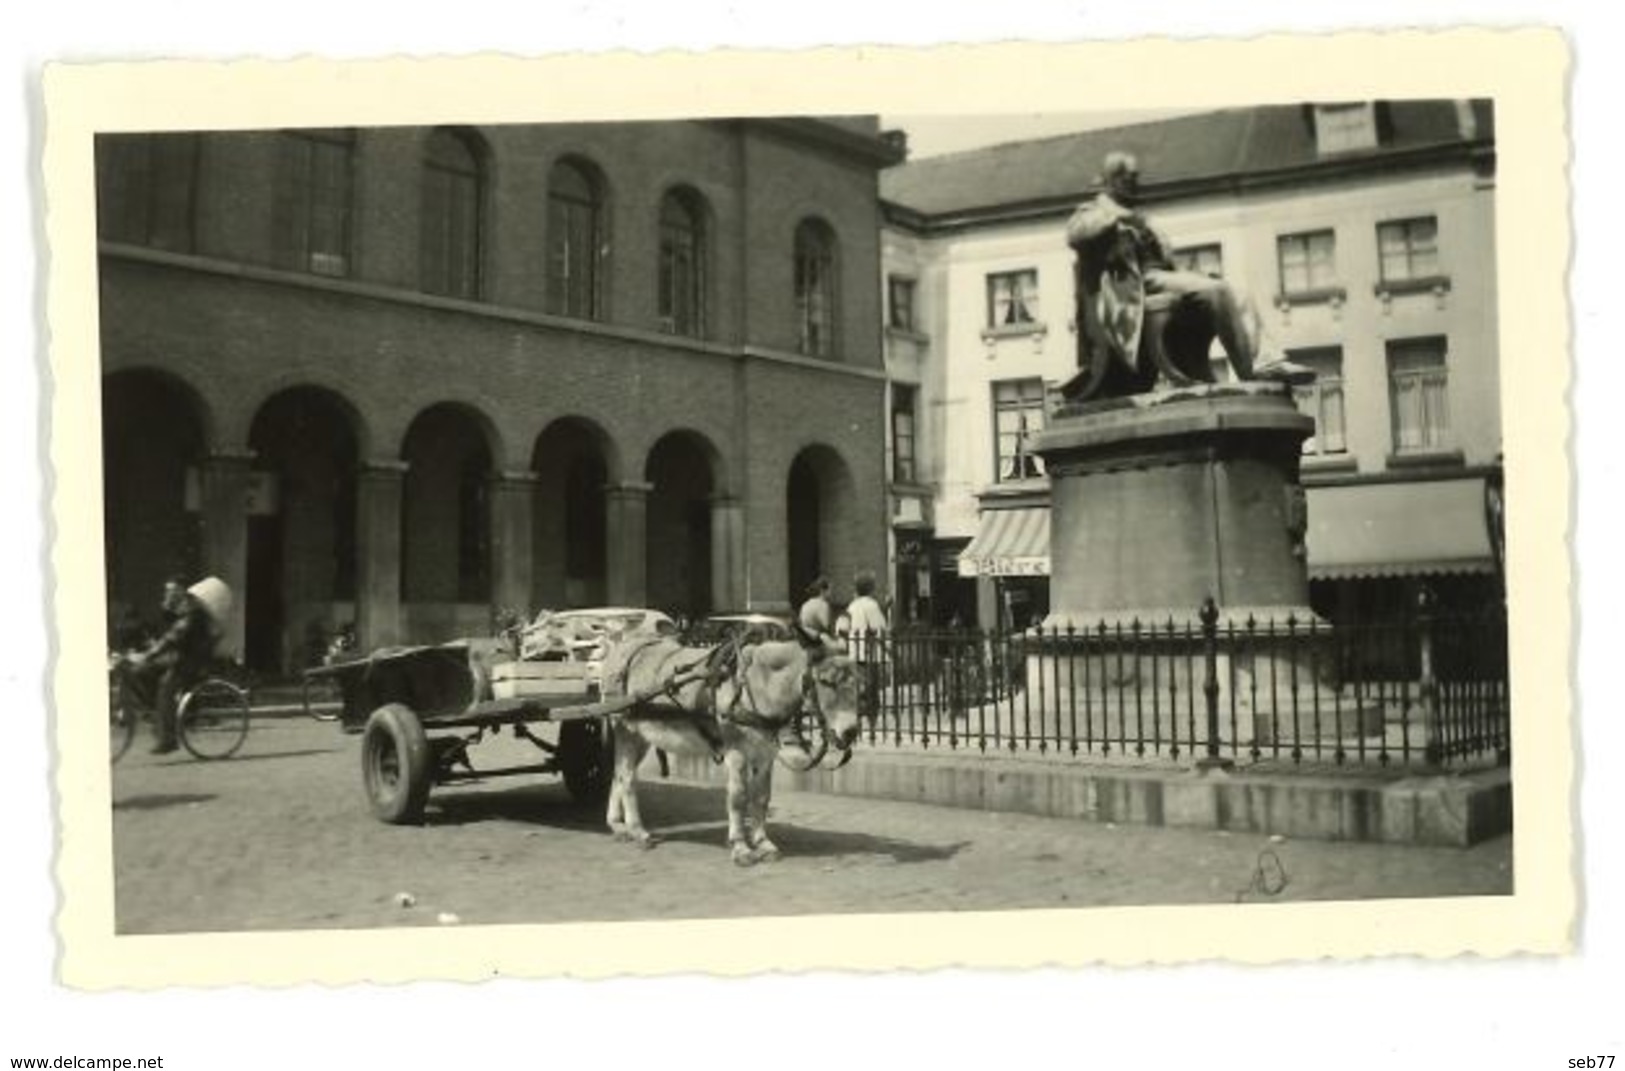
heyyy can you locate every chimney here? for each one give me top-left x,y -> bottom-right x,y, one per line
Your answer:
1454,100 -> 1479,140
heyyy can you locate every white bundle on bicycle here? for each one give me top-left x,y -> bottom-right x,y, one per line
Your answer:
187,576 -> 234,658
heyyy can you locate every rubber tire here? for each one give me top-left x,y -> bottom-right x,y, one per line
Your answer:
178,678 -> 251,760
362,703 -> 433,824
559,719 -> 612,806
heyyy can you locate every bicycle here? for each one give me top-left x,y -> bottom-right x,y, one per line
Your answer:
109,652 -> 252,762
301,625 -> 356,725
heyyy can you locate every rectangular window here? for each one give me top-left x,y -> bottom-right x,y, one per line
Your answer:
794,235 -> 835,357
421,166 -> 480,299
1172,243 -> 1223,278
1277,230 -> 1337,296
95,133 -> 200,252
892,384 -> 918,484
1388,337 -> 1451,452
992,378 -> 1046,482
888,275 -> 917,332
276,130 -> 355,277
986,270 -> 1039,328
1377,217 -> 1440,284
658,197 -> 704,337
1289,347 -> 1348,456
549,197 -> 600,319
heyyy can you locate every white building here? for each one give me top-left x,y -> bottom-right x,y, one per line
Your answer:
880,101 -> 1500,631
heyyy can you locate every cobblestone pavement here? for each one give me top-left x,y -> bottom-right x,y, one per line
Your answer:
111,717 -> 1512,934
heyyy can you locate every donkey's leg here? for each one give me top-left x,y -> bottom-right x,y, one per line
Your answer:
722,748 -> 755,866
746,745 -> 780,862
607,724 -> 653,847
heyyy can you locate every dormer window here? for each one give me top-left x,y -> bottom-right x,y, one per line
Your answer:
1313,102 -> 1379,154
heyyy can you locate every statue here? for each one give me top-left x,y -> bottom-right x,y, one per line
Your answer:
1059,151 -> 1313,403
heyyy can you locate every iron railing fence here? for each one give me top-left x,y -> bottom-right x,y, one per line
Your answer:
845,601 -> 1508,771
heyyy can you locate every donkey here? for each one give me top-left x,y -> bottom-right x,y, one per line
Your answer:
597,634 -> 863,866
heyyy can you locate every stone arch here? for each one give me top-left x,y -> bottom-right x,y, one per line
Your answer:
101,367 -> 211,633
530,416 -> 621,611
399,402 -> 499,639
644,429 -> 724,618
785,443 -> 858,607
245,385 -> 365,673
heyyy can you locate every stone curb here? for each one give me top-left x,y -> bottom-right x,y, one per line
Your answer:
667,748 -> 1511,848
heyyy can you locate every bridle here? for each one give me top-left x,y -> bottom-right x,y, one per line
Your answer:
610,633 -> 856,772
719,650 -> 855,772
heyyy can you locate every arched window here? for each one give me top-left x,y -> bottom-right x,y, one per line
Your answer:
421,128 -> 483,299
794,219 -> 837,357
274,128 -> 356,277
657,189 -> 706,337
547,159 -> 603,320
95,133 -> 200,252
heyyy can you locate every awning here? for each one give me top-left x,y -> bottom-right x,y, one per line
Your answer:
1306,477 -> 1495,580
958,508 -> 1050,577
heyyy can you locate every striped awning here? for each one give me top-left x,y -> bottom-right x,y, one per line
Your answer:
957,508 -> 1050,577
1307,477 -> 1495,580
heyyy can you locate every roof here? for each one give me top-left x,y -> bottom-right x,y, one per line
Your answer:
881,101 -> 1494,220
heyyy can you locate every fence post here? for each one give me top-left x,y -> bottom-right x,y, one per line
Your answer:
1417,584 -> 1441,767
1197,597 -> 1233,772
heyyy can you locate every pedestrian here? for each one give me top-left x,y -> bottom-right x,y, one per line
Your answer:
797,576 -> 843,652
845,570 -> 890,716
122,576 -> 229,753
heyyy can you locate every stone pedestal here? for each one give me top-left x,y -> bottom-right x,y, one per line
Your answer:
1025,385 -> 1341,754
1034,383 -> 1315,625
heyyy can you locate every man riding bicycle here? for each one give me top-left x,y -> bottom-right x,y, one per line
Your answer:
122,576 -> 229,754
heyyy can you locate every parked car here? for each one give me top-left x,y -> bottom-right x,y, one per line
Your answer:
684,611 -> 796,647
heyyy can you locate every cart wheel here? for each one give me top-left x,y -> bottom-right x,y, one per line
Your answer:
362,703 -> 432,824
178,678 -> 251,760
559,719 -> 612,806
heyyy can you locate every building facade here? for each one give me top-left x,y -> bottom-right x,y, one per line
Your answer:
880,101 -> 1500,631
98,118 -> 901,672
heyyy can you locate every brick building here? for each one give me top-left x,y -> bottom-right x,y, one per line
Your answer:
97,118 -> 902,672
879,101 -> 1501,631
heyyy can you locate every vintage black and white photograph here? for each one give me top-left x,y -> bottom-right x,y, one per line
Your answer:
41,33 -> 1573,989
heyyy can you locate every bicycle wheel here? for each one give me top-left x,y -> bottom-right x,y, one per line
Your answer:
178,678 -> 250,760
110,688 -> 137,764
302,671 -> 344,722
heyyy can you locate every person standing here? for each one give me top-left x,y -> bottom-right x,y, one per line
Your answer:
797,576 -> 839,647
845,570 -> 890,716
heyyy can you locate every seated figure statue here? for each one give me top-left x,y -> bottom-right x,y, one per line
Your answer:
1059,151 -> 1312,403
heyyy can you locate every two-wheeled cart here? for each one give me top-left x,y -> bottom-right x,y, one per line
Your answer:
304,641 -> 632,824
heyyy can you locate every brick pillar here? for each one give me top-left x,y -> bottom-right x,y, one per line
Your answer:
710,494 -> 745,612
356,460 -> 408,649
198,452 -> 253,659
605,481 -> 652,608
489,469 -> 537,620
